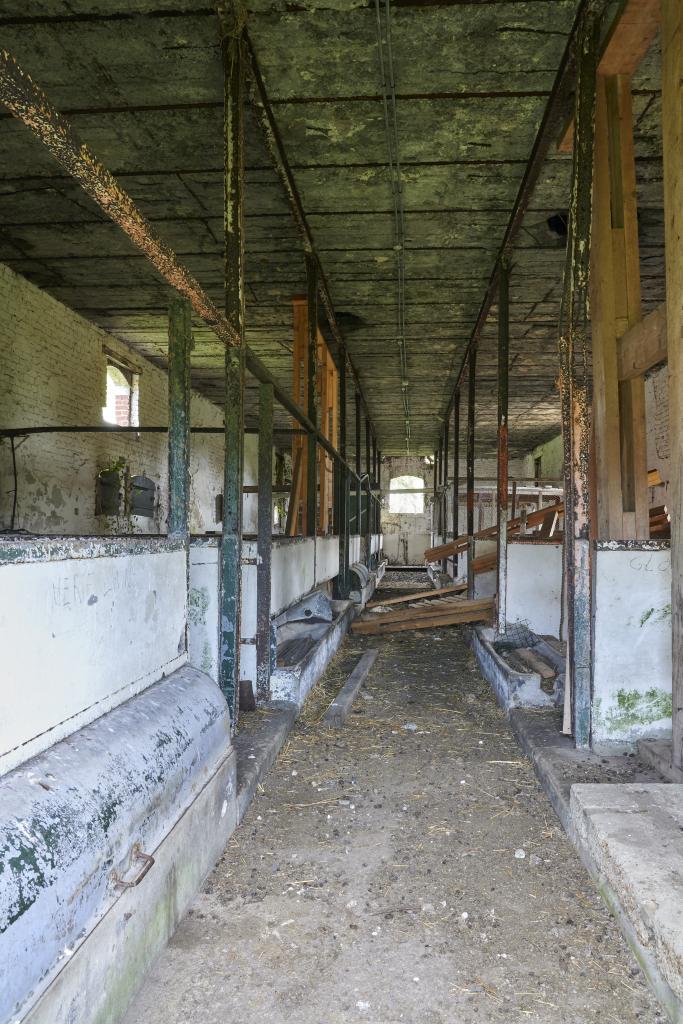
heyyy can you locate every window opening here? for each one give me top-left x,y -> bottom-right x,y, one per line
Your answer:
389,475 -> 424,514
103,362 -> 139,427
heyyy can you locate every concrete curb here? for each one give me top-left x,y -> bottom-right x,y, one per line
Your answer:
234,702 -> 298,823
322,649 -> 378,728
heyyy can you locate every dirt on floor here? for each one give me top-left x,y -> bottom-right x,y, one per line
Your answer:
123,580 -> 662,1024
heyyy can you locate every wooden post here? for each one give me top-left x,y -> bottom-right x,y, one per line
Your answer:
662,0 -> 683,771
590,73 -> 647,539
452,390 -> 460,577
306,254 -> 317,537
496,261 -> 510,635
256,381 -> 273,702
219,15 -> 246,727
442,417 -> 450,572
466,347 -> 477,600
559,7 -> 599,749
167,296 -> 192,540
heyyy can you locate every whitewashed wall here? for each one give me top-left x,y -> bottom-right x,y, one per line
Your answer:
0,538 -> 187,775
506,541 -> 564,638
592,544 -> 672,751
0,262 -> 225,536
189,535 -> 347,693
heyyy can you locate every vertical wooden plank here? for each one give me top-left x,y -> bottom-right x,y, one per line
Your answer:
442,413 -> 450,572
167,295 -> 192,541
662,0 -> 683,771
559,7 -> 599,750
590,76 -> 624,538
256,381 -> 273,702
219,15 -> 246,727
496,261 -> 510,635
355,391 -> 362,540
466,347 -> 477,600
337,352 -> 349,596
306,254 -> 317,537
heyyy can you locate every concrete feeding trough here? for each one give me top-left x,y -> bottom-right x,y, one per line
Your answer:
270,590 -> 356,707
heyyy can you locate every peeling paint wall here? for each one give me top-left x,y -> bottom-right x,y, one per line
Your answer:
592,544 -> 672,752
0,264 -> 225,535
506,540 -> 564,638
0,538 -> 188,775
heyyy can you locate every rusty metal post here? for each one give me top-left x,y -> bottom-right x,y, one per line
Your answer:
167,296 -> 192,541
442,416 -> 450,572
306,253 -> 318,537
559,6 -> 599,749
336,353 -> 350,596
452,391 -> 460,576
219,15 -> 246,728
256,381 -> 273,701
355,392 -> 362,543
496,261 -> 510,635
466,347 -> 477,600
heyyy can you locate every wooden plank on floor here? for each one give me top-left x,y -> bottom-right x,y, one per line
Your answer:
351,598 -> 494,635
366,582 -> 467,609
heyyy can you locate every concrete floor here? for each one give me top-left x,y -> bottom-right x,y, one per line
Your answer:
123,580 -> 663,1024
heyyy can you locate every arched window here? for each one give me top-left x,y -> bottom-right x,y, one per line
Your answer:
389,475 -> 424,514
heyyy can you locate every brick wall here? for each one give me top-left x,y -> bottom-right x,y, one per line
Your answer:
0,263 -> 231,535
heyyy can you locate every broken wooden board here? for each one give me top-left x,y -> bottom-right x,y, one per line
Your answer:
359,594 -> 472,627
351,597 -> 494,635
424,501 -> 564,562
515,647 -> 556,680
366,581 -> 467,609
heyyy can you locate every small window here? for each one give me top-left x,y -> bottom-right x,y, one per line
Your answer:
389,475 -> 424,514
103,362 -> 139,427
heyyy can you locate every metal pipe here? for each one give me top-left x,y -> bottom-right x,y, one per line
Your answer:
256,380 -> 273,702
496,261 -> 510,635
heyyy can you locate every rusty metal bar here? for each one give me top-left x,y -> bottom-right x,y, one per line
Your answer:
559,6 -> 600,749
466,347 -> 477,600
219,17 -> 246,727
496,261 -> 510,635
245,34 -> 376,439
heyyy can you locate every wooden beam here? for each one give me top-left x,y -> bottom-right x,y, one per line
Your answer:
167,296 -> 192,542
662,0 -> 683,772
558,0 -> 661,151
367,582 -> 467,609
617,304 -> 667,380
351,598 -> 494,636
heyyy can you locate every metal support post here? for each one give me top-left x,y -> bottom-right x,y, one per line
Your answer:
306,253 -> 318,537
559,7 -> 599,748
466,348 -> 477,600
256,381 -> 273,702
167,296 -> 192,541
219,14 -> 246,727
496,260 -> 510,635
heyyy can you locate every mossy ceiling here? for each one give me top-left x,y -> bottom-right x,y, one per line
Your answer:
0,1 -> 664,459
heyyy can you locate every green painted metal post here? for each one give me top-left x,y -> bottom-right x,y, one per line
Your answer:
256,381 -> 273,702
167,296 -> 192,540
219,15 -> 246,728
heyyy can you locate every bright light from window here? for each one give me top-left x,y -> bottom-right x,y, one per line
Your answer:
389,475 -> 424,514
103,363 -> 139,427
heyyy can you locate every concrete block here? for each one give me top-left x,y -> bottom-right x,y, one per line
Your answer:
570,783 -> 683,1020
